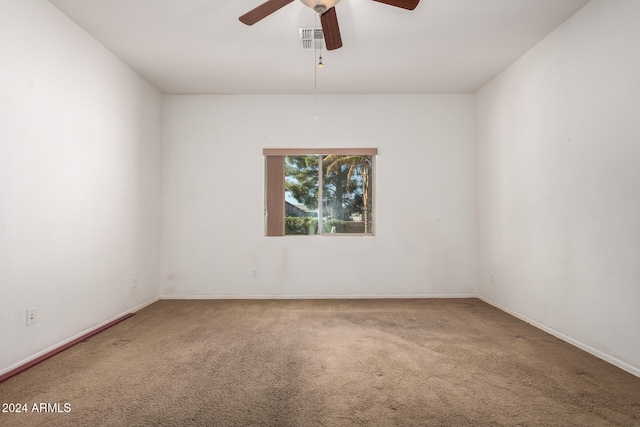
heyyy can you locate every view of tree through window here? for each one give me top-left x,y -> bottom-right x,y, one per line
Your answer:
284,155 -> 373,235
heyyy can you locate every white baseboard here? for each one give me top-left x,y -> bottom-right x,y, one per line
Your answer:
478,295 -> 640,379
130,296 -> 160,312
0,296 -> 159,377
160,294 -> 478,300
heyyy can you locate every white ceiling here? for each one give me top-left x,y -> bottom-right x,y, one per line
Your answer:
47,0 -> 589,94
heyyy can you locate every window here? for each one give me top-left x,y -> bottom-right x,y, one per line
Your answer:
264,148 -> 377,236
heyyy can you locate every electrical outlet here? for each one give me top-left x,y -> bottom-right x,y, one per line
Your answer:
490,271 -> 495,283
26,308 -> 36,326
251,268 -> 258,278
131,277 -> 137,288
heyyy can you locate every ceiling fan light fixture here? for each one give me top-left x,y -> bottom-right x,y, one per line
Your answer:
240,0 -> 419,50
300,0 -> 341,14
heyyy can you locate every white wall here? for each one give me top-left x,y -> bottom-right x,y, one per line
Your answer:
477,0 -> 640,375
161,95 -> 477,298
0,0 -> 162,374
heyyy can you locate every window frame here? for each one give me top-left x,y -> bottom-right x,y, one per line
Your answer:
264,148 -> 377,237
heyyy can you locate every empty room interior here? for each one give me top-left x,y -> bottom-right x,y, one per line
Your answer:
1,0 -> 639,425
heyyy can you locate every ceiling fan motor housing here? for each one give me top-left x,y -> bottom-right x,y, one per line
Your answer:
300,0 -> 341,14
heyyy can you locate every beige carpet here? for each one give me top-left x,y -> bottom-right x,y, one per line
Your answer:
1,299 -> 639,426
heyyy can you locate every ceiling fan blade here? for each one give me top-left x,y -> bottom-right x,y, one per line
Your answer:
239,0 -> 294,25
321,7 -> 342,50
371,0 -> 420,11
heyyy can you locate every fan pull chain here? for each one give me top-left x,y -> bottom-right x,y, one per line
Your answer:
314,45 -> 319,122
314,13 -> 318,122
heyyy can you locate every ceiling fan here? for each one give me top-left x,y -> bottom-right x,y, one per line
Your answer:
239,0 -> 420,51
